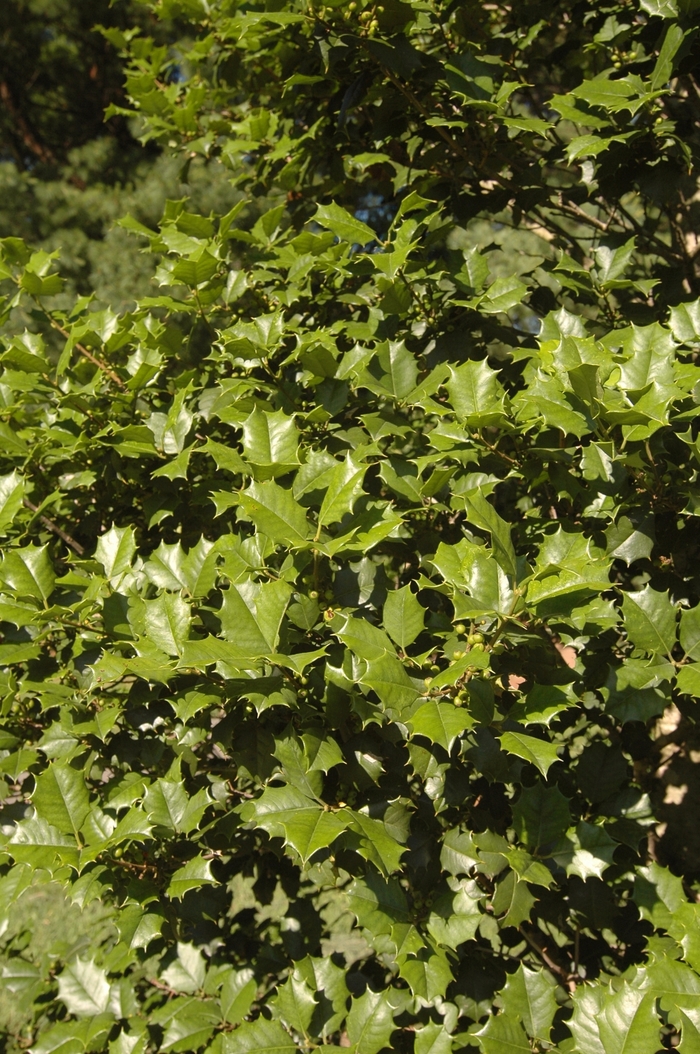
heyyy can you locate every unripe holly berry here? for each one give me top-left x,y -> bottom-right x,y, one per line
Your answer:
468,632 -> 484,645
453,650 -> 464,660
424,676 -> 433,687
471,642 -> 485,652
113,847 -> 124,859
455,623 -> 466,635
309,589 -> 319,599
430,663 -> 440,673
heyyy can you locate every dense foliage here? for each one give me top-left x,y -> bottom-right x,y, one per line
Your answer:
2,0 -> 700,1051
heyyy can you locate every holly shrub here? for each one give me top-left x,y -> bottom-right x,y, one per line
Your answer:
2,0 -> 700,1052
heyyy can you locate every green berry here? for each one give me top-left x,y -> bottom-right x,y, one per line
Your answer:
455,623 -> 466,635
309,589 -> 319,599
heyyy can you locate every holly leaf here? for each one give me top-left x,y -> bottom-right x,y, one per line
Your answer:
235,480 -> 311,547
220,969 -> 257,1025
464,492 -> 517,578
143,592 -> 191,656
221,1019 -> 296,1054
318,451 -> 366,526
624,586 -> 677,656
271,969 -> 317,1034
0,471 -> 25,532
347,809 -> 406,875
167,856 -> 216,899
499,965 -> 558,1042
499,732 -> 560,776
241,407 -> 300,478
570,984 -> 660,1054
512,783 -> 571,850
241,786 -> 350,863
0,544 -> 55,604
346,989 -> 396,1054
314,203 -> 376,246
383,585 -> 425,650
475,1014 -> 531,1054
409,700 -> 475,751
33,763 -> 90,837
95,525 -> 137,580
57,959 -> 111,1017
553,822 -> 617,880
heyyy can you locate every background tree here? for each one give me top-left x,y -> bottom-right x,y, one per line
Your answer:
0,0 -> 239,307
0,1 -> 700,1053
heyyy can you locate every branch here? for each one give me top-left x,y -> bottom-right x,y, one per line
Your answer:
518,924 -> 577,992
23,499 -> 85,556
42,314 -> 127,390
0,80 -> 56,166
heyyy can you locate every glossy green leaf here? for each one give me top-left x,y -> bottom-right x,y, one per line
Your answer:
0,544 -> 55,603
624,586 -> 677,657
409,700 -> 474,751
383,585 -> 425,650
241,786 -> 350,863
346,989 -> 396,1054
499,965 -> 557,1042
499,732 -> 560,777
33,763 -> 90,837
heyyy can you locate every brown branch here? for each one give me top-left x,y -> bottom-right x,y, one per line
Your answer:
0,81 -> 56,165
43,316 -> 127,390
23,499 -> 85,555
518,924 -> 577,992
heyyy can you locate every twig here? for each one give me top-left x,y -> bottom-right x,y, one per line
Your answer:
48,318 -> 127,390
23,499 -> 85,555
518,924 -> 577,992
27,296 -> 126,390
